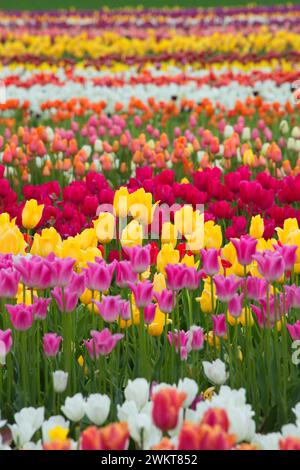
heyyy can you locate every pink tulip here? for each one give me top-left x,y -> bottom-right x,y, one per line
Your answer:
144,304 -> 156,324
84,328 -> 123,359
32,296 -> 51,320
93,295 -> 123,323
188,326 -> 205,351
85,260 -> 116,292
0,268 -> 20,298
231,235 -> 257,266
228,294 -> 244,318
14,256 -> 54,289
48,256 -> 76,288
286,321 -> 300,340
123,245 -> 150,274
115,261 -> 137,288
213,314 -> 227,337
213,275 -> 241,302
0,328 -> 12,356
284,285 -> 300,308
120,300 -> 131,321
165,264 -> 186,291
154,289 -> 175,313
167,330 -> 190,360
273,244 -> 297,272
128,281 -> 153,308
6,303 -> 35,331
69,272 -> 86,297
246,277 -> 266,301
43,333 -> 62,357
253,251 -> 285,282
51,287 -> 78,313
200,249 -> 220,276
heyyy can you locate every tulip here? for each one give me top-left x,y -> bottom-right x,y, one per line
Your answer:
167,330 -> 190,360
115,261 -> 137,288
202,359 -> 228,385
286,321 -> 300,340
32,296 -> 51,320
43,333 -> 62,357
49,256 -> 76,288
51,287 -> 78,313
120,300 -> 131,320
93,212 -> 115,244
124,378 -> 149,411
228,294 -> 244,318
252,251 -> 285,282
213,314 -> 227,337
6,303 -> 34,331
0,268 -> 20,298
200,248 -> 220,276
121,220 -> 143,247
213,275 -> 241,302
152,387 -> 186,432
273,244 -> 297,272
123,245 -> 150,273
143,303 -> 156,324
14,256 -> 54,290
81,423 -> 129,451
53,371 -> 68,393
246,277 -> 266,301
285,285 -> 300,308
177,378 -> 198,408
231,235 -> 257,266
0,328 -> 12,364
188,325 -> 205,351
154,289 -> 174,313
165,264 -> 186,291
84,328 -> 123,359
93,295 -> 123,323
84,260 -> 115,292
128,281 -> 153,308
61,394 -> 85,422
201,408 -> 230,432
85,394 -> 111,426
22,199 -> 44,230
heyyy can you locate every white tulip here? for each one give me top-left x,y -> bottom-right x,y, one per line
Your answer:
42,416 -> 70,443
117,400 -> 139,422
287,137 -> 295,150
252,433 -> 281,450
85,394 -> 110,426
124,378 -> 149,411
10,407 -> 44,447
94,139 -> 103,153
279,120 -> 289,134
241,127 -> 251,141
291,127 -> 300,139
53,370 -> 68,393
61,394 -> 85,422
177,378 -> 198,408
202,359 -> 228,385
128,413 -> 161,450
224,125 -> 234,138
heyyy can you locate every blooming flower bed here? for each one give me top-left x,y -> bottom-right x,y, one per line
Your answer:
1,5 -> 300,451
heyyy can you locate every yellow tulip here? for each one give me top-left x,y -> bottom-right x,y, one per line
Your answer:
153,272 -> 167,293
276,218 -> 299,244
93,212 -> 115,244
31,227 -> 62,257
129,188 -> 158,225
113,186 -> 130,218
156,243 -> 180,274
249,215 -> 264,239
204,221 -> 222,249
0,215 -> 26,255
55,237 -> 81,260
243,148 -> 255,166
148,306 -> 170,336
180,254 -> 199,269
121,220 -> 143,247
22,199 -> 44,229
75,228 -> 97,250
174,206 -> 202,237
161,222 -> 177,247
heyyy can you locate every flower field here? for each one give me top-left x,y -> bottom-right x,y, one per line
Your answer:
1,4 -> 300,451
